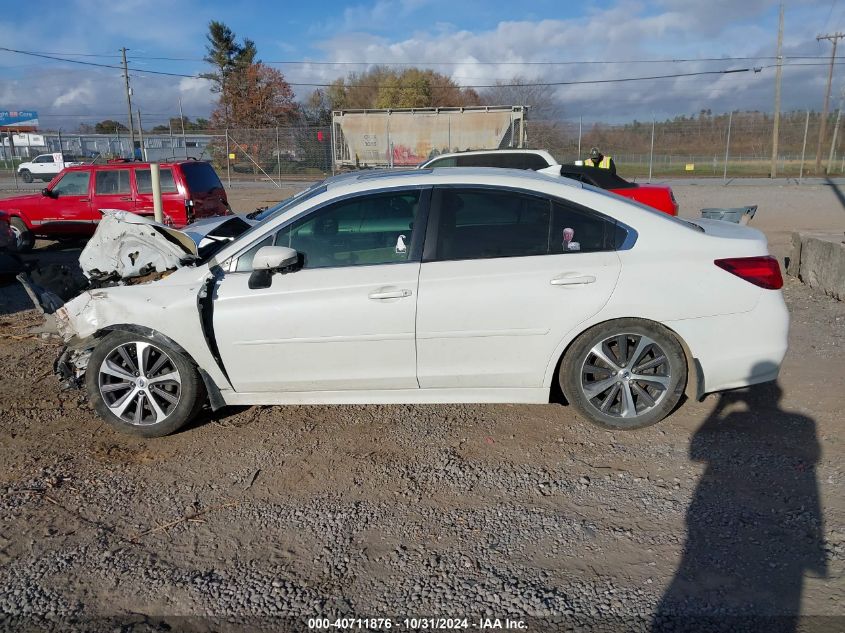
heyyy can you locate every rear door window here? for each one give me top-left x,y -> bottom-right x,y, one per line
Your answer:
427,156 -> 457,167
456,154 -> 509,168
452,153 -> 549,170
95,169 -> 131,194
135,168 -> 178,193
429,188 -> 551,261
180,162 -> 224,194
428,188 -> 624,261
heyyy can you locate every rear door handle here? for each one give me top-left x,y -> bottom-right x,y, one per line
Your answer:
368,287 -> 413,300
550,274 -> 596,286
119,197 -> 133,201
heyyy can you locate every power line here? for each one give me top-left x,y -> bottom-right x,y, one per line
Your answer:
129,55 -> 781,65
0,46 -> 763,87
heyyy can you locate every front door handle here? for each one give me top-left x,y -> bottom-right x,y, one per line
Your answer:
550,274 -> 596,286
368,287 -> 413,300
119,197 -> 133,201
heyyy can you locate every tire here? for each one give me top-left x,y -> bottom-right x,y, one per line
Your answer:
86,331 -> 205,437
559,318 -> 687,430
9,217 -> 34,252
19,169 -> 32,183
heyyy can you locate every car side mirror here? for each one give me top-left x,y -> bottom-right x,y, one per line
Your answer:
41,188 -> 55,198
248,245 -> 300,289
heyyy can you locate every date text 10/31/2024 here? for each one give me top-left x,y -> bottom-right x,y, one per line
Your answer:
307,617 -> 528,630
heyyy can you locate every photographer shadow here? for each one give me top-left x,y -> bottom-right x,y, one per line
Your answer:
653,363 -> 827,632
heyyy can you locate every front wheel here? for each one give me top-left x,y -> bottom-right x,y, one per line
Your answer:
86,331 -> 205,437
9,217 -> 34,252
560,319 -> 687,430
19,169 -> 33,183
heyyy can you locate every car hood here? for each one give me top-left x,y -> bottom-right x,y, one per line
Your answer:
79,210 -> 254,282
0,192 -> 45,208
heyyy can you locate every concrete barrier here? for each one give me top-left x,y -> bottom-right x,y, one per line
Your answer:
788,231 -> 845,301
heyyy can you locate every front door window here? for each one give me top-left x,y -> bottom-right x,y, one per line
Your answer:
52,171 -> 90,196
278,190 -> 421,269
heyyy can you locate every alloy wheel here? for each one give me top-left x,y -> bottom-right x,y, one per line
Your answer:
579,333 -> 672,419
98,341 -> 182,426
9,223 -> 23,250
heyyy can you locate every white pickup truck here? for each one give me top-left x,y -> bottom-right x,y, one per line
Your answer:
17,153 -> 85,183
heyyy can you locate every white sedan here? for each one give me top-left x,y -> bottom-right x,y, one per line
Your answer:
54,168 -> 789,437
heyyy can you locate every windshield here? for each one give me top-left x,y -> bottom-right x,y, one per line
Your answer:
227,181 -> 329,250
246,181 -> 328,222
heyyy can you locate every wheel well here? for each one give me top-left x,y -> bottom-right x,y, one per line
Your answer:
97,325 -> 226,410
551,317 -> 701,403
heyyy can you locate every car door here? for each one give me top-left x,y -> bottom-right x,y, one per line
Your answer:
212,187 -> 429,393
416,187 -> 622,389
91,168 -> 135,216
33,155 -> 56,178
35,170 -> 93,233
133,166 -> 184,224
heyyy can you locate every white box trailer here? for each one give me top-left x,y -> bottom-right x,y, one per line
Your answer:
331,106 -> 526,169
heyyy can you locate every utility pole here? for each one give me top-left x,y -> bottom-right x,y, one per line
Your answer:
771,3 -> 784,178
120,47 -> 136,159
799,109 -> 810,183
828,87 -> 845,172
137,109 -> 146,161
814,32 -> 844,173
179,98 -> 188,159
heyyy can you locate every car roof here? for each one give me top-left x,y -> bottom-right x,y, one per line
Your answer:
322,166 -> 581,194
61,160 -> 205,172
427,149 -> 553,158
419,148 -> 558,168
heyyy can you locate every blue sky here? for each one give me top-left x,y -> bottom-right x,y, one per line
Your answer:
0,0 -> 840,129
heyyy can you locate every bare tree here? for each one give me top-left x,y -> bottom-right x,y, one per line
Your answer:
482,76 -> 564,120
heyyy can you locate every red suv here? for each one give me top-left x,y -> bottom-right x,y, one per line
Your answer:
2,159 -> 230,251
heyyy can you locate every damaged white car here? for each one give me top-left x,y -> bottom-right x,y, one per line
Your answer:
37,169 -> 788,437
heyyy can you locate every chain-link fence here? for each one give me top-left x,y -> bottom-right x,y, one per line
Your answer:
529,111 -> 842,179
0,127 -> 333,188
2,111 -> 843,186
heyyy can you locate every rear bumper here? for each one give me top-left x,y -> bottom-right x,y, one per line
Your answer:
665,290 -> 790,396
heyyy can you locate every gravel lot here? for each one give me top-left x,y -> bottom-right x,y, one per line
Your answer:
0,180 -> 843,631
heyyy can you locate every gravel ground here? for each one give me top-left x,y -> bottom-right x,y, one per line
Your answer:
0,181 -> 843,631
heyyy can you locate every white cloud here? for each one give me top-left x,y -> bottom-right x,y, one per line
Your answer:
0,0 -> 838,128
308,2 -> 835,121
52,83 -> 96,108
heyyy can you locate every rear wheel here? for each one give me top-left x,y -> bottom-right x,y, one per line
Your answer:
560,319 -> 686,430
86,331 -> 204,437
9,217 -> 34,252
19,169 -> 32,183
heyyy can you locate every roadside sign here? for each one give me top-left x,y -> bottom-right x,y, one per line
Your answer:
0,110 -> 39,130
228,153 -> 236,159
685,163 -> 695,171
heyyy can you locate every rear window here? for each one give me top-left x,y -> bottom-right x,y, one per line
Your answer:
180,162 -> 224,194
136,168 -> 178,193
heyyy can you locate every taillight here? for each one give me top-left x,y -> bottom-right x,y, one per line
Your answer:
714,256 -> 783,289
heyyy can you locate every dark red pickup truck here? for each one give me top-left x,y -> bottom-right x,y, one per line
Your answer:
2,159 -> 230,251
